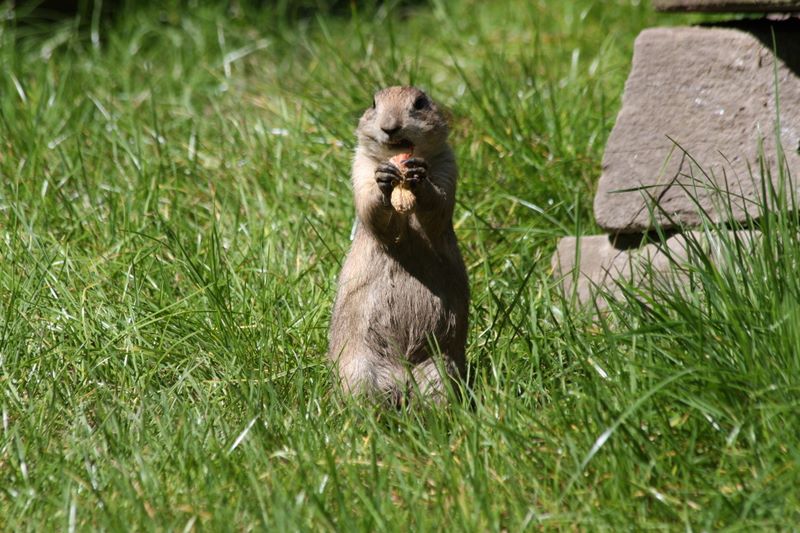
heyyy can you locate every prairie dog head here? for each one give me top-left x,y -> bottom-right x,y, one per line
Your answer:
356,86 -> 449,162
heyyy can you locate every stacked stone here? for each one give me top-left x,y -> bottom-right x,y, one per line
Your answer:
552,1 -> 800,305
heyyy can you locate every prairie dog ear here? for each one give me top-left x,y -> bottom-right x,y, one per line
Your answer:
437,104 -> 454,127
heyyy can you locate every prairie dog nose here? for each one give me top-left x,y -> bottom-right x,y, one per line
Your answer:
381,125 -> 401,136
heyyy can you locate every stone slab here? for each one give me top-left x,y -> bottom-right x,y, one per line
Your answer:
594,21 -> 800,234
551,231 -> 759,306
654,0 -> 800,12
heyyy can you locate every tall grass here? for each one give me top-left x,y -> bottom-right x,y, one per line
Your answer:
1,0 -> 798,529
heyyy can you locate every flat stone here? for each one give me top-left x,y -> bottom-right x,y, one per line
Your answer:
594,21 -> 800,233
551,231 -> 759,306
654,0 -> 800,12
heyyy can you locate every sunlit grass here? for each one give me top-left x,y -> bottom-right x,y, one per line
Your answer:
1,0 -> 799,529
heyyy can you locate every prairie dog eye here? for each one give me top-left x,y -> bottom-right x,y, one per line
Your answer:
412,95 -> 429,110
371,98 -> 376,109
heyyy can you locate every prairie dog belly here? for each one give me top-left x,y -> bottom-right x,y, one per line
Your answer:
364,255 -> 458,363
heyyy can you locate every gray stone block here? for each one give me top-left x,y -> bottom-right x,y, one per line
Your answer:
594,22 -> 800,233
551,231 -> 759,306
654,0 -> 800,12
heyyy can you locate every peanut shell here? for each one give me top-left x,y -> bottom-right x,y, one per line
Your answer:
388,152 -> 416,214
391,184 -> 416,214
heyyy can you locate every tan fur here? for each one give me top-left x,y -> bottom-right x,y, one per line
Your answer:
328,86 -> 469,405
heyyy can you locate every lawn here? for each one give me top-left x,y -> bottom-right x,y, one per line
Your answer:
2,0 -> 800,530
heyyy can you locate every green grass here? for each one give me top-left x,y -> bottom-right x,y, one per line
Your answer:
2,0 -> 800,530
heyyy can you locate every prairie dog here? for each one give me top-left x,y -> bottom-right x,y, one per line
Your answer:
328,86 -> 469,404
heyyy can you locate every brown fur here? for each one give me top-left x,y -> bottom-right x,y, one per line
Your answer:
328,86 -> 469,404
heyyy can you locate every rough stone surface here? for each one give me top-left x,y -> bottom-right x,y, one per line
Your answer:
654,0 -> 800,12
594,21 -> 800,234
551,231 -> 759,306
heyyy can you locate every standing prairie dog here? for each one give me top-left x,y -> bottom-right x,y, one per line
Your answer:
328,86 -> 469,405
